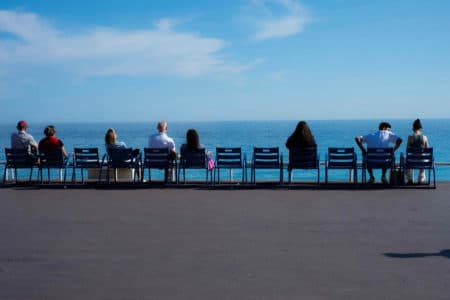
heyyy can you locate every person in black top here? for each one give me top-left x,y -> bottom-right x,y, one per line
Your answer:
286,121 -> 316,149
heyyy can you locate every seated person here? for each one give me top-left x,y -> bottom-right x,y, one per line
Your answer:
180,129 -> 204,152
148,121 -> 177,181
105,128 -> 128,152
38,125 -> 68,157
355,122 -> 402,184
405,119 -> 430,184
285,121 -> 317,149
148,120 -> 177,159
104,128 -> 141,179
11,120 -> 38,154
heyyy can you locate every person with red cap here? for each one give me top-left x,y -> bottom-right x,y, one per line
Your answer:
10,120 -> 38,153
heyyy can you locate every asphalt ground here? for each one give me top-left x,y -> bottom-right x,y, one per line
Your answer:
1,184 -> 449,299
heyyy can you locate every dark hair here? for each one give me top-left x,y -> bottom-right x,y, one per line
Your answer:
105,128 -> 116,145
44,125 -> 56,137
286,121 -> 316,148
413,119 -> 422,131
186,129 -> 200,150
379,122 -> 392,130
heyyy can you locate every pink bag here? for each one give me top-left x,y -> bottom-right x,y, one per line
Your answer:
207,152 -> 215,170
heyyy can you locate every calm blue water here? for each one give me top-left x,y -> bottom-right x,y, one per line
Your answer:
1,119 -> 449,182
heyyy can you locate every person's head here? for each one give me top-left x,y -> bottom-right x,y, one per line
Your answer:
16,120 -> 28,131
157,121 -> 168,133
186,129 -> 200,150
378,122 -> 392,131
292,121 -> 315,144
105,128 -> 117,145
44,125 -> 56,137
413,118 -> 422,132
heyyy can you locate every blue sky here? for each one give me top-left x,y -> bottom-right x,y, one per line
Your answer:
0,0 -> 449,123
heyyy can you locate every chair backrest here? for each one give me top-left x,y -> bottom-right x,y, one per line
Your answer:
216,147 -> 242,168
327,147 -> 356,168
180,148 -> 206,169
288,147 -> 318,169
107,148 -> 135,168
143,148 -> 171,169
253,147 -> 280,168
74,148 -> 100,168
405,147 -> 433,168
5,148 -> 36,168
40,149 -> 65,168
365,147 -> 394,168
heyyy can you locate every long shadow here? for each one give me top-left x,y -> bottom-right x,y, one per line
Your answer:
384,249 -> 450,259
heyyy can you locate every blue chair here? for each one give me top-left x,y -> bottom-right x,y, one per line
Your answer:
142,148 -> 177,183
38,150 -> 69,184
401,147 -> 436,188
214,147 -> 246,184
100,148 -> 140,184
178,148 -> 212,184
287,147 -> 320,186
362,148 -> 395,184
325,147 -> 357,185
72,148 -> 101,183
3,148 -> 38,184
251,147 -> 283,184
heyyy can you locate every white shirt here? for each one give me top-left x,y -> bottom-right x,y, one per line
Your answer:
362,130 -> 399,148
148,132 -> 175,150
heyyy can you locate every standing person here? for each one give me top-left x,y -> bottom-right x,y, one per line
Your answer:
38,125 -> 68,157
148,121 -> 177,181
285,121 -> 317,149
405,119 -> 430,184
10,120 -> 38,153
355,122 -> 402,184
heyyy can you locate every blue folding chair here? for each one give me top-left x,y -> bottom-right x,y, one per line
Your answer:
72,148 -> 101,183
325,147 -> 357,185
178,148 -> 212,184
362,147 -> 395,184
401,147 -> 436,188
214,147 -> 246,184
142,148 -> 177,183
287,147 -> 320,186
251,147 -> 283,184
3,148 -> 38,184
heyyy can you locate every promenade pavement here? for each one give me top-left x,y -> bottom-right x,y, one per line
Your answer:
1,184 -> 449,299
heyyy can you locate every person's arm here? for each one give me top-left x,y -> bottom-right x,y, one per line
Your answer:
61,146 -> 68,157
393,137 -> 403,152
423,135 -> 429,148
355,136 -> 366,154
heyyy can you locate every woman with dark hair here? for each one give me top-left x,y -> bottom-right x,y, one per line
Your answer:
285,121 -> 316,149
181,129 -> 204,151
38,125 -> 68,157
405,119 -> 430,184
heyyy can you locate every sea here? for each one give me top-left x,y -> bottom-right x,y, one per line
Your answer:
1,119 -> 449,182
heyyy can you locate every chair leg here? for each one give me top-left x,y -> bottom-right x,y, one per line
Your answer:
29,166 -> 34,184
2,166 -> 7,185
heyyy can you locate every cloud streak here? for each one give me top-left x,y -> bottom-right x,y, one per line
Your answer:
249,0 -> 310,41
0,10 -> 252,77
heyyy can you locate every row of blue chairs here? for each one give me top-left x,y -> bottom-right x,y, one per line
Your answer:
2,146 -> 436,187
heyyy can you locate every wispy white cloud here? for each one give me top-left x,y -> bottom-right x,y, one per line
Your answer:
0,10 -> 253,77
246,0 -> 311,41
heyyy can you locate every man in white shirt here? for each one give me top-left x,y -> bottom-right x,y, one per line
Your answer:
11,120 -> 38,154
148,120 -> 177,181
355,122 -> 402,184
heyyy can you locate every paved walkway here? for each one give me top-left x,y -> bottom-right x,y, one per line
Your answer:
1,185 -> 449,299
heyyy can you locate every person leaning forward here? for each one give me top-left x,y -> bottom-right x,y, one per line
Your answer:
355,122 -> 402,184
